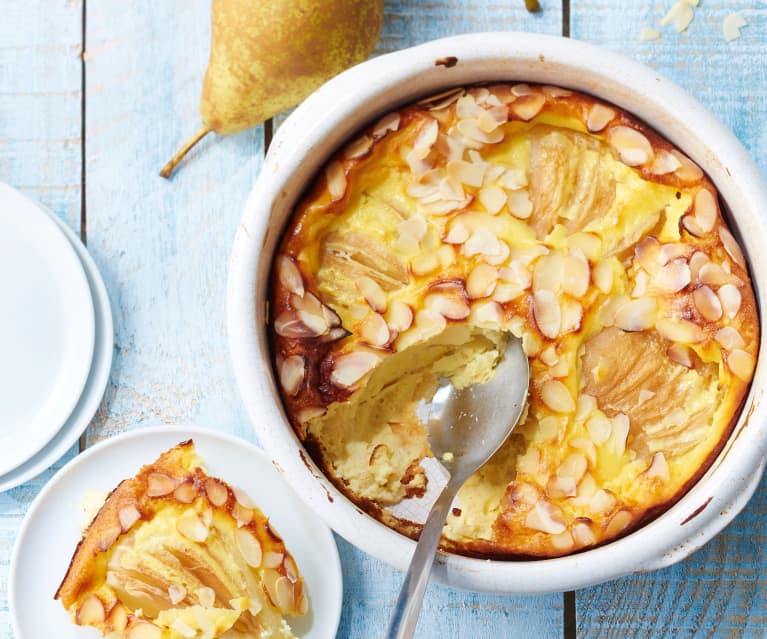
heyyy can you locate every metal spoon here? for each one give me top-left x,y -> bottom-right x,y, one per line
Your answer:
385,336 -> 530,639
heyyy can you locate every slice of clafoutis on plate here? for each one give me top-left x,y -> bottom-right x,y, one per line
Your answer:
55,440 -> 307,639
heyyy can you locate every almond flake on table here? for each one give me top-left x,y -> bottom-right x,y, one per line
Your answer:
640,27 -> 661,41
660,0 -> 695,33
723,13 -> 748,42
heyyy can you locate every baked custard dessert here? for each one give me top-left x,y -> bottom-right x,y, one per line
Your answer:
55,441 -> 307,638
269,82 -> 759,558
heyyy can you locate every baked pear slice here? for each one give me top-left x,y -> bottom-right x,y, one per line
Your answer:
55,440 -> 308,639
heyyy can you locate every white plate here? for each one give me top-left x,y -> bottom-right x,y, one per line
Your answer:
9,426 -> 343,639
0,184 -> 95,476
0,186 -> 112,491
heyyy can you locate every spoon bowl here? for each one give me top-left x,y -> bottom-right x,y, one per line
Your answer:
386,335 -> 530,638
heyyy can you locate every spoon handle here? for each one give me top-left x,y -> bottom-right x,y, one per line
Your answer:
385,479 -> 462,639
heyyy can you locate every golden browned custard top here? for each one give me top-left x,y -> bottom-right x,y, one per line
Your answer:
269,83 -> 758,558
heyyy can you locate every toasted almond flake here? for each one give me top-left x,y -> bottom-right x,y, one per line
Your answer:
724,13 -> 747,41
276,255 -> 304,296
168,584 -> 187,605
650,149 -> 682,175
464,227 -> 501,258
203,478 -> 229,508
569,232 -> 602,261
570,438 -> 598,466
646,452 -> 670,482
413,118 -> 440,157
560,298 -> 583,335
470,299 -> 503,325
575,393 -> 597,421
518,449 -> 542,475
586,413 -> 612,445
173,481 -> 198,504
638,389 -> 656,404
233,502 -> 253,527
613,297 -> 657,332
361,312 -> 390,346
693,286 -> 722,321
561,251 -> 590,297
446,159 -> 485,187
443,220 -> 470,245
608,126 -> 654,166
427,88 -> 466,111
197,586 -> 215,608
632,270 -> 649,298
236,528 -> 263,568
605,510 -> 633,537
274,310 -> 321,339
479,185 -> 507,214
608,414 -> 630,456
525,500 -> 566,534
492,282 -> 526,303
509,93 -> 546,121
533,252 -> 564,294
667,343 -> 694,368
540,380 -> 575,413
635,236 -> 661,274
410,252 -> 440,276
386,300 -> 413,332
671,150 -> 704,182
715,326 -> 745,351
118,505 -> 141,532
651,259 -> 691,293
343,135 -> 373,159
325,161 -> 347,201
466,263 -> 498,299
415,308 -> 448,338
699,262 -> 743,287
372,112 -> 401,138
589,489 -> 617,515
498,168 -> 527,190
719,227 -> 747,268
296,309 -> 328,336
330,351 -> 381,388
547,476 -> 577,499
507,188 -> 534,219
717,284 -> 742,320
586,104 -> 615,133
558,453 -> 588,483
540,345 -> 558,366
658,242 -> 690,265
457,118 -> 504,144
477,109 -> 504,133
689,251 -> 709,282
593,261 -> 614,294
640,27 -> 661,41
126,621 -> 162,639
572,521 -> 597,546
511,83 -> 535,96
147,472 -> 178,497
694,189 -> 717,232
661,0 -> 694,33
170,619 -> 196,639
355,275 -> 387,313
396,216 -> 428,254
278,355 -> 305,396
425,290 -> 471,320
176,511 -> 209,543
263,551 -> 285,569
728,349 -> 756,381
533,290 -> 561,339
656,318 -> 705,343
77,594 -> 106,626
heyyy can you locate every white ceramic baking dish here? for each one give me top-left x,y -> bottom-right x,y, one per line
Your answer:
227,32 -> 767,593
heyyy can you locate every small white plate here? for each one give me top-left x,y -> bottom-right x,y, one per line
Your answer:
0,184 -> 95,476
9,426 -> 343,639
0,196 -> 113,492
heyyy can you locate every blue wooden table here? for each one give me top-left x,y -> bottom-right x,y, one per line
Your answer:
2,1 -> 766,637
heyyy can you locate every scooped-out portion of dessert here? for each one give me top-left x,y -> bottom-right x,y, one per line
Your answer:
55,440 -> 307,639
269,82 -> 759,558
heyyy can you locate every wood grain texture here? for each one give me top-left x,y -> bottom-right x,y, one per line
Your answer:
0,1 -> 83,635
570,1 -> 767,636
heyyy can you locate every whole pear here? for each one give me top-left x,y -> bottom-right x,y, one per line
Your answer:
161,0 -> 384,178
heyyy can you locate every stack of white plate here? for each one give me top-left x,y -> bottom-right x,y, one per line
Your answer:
0,183 -> 113,491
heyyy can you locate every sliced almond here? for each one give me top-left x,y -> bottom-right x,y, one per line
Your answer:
586,412 -> 613,445
330,351 -> 382,388
694,189 -> 717,232
361,312 -> 390,347
176,511 -> 209,543
343,135 -> 373,160
540,380 -> 575,413
689,251 -> 709,282
471,300 -> 503,325
197,586 -> 215,608
593,261 -> 614,294
457,118 -> 504,145
236,528 -> 263,568
204,478 -> 229,507
263,551 -> 285,569
168,584 -> 187,605
533,252 -> 564,294
507,189 -> 534,219
728,349 -> 756,381
560,298 -> 583,335
558,453 -> 588,483
274,310 -> 325,339
667,343 -> 693,368
586,104 -> 615,133
652,259 -> 690,293
717,284 -> 742,319
671,150 -> 704,182
126,622 -> 162,639
447,159 -> 485,187
570,438 -> 598,467
635,236 -> 661,274
284,555 -> 299,583
719,227 -> 747,269
547,476 -> 577,499
425,289 -> 470,320
355,276 -> 387,313
170,619 -> 196,639
276,255 -> 304,297
173,481 -> 198,504
608,414 -> 630,456
723,12 -> 747,41
525,500 -> 566,535
655,318 -> 705,343
479,185 -> 507,214
533,290 -> 561,339
233,487 -> 256,509
650,149 -> 682,175
386,300 -> 413,332
444,220 -> 470,245
646,452 -> 670,482
147,472 -> 178,497
572,521 -> 597,546
107,604 -> 129,633
613,297 -> 657,332
589,489 -> 617,515
509,93 -> 546,121
466,263 -> 498,299
77,594 -> 106,626
410,252 -> 440,276
279,355 -> 305,396
118,504 -> 141,532
608,125 -> 654,166
699,262 -> 743,287
561,251 -> 590,297
325,161 -> 347,201
372,112 -> 401,138
715,326 -> 745,351
605,510 -> 633,537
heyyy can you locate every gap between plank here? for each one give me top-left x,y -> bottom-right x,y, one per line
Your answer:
77,0 -> 88,454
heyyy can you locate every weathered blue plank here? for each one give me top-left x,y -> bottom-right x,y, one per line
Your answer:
0,1 -> 82,636
571,1 -> 767,636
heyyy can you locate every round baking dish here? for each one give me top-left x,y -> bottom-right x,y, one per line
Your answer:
227,32 -> 767,593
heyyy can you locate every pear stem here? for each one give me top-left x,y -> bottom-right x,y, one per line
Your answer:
159,125 -> 212,179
